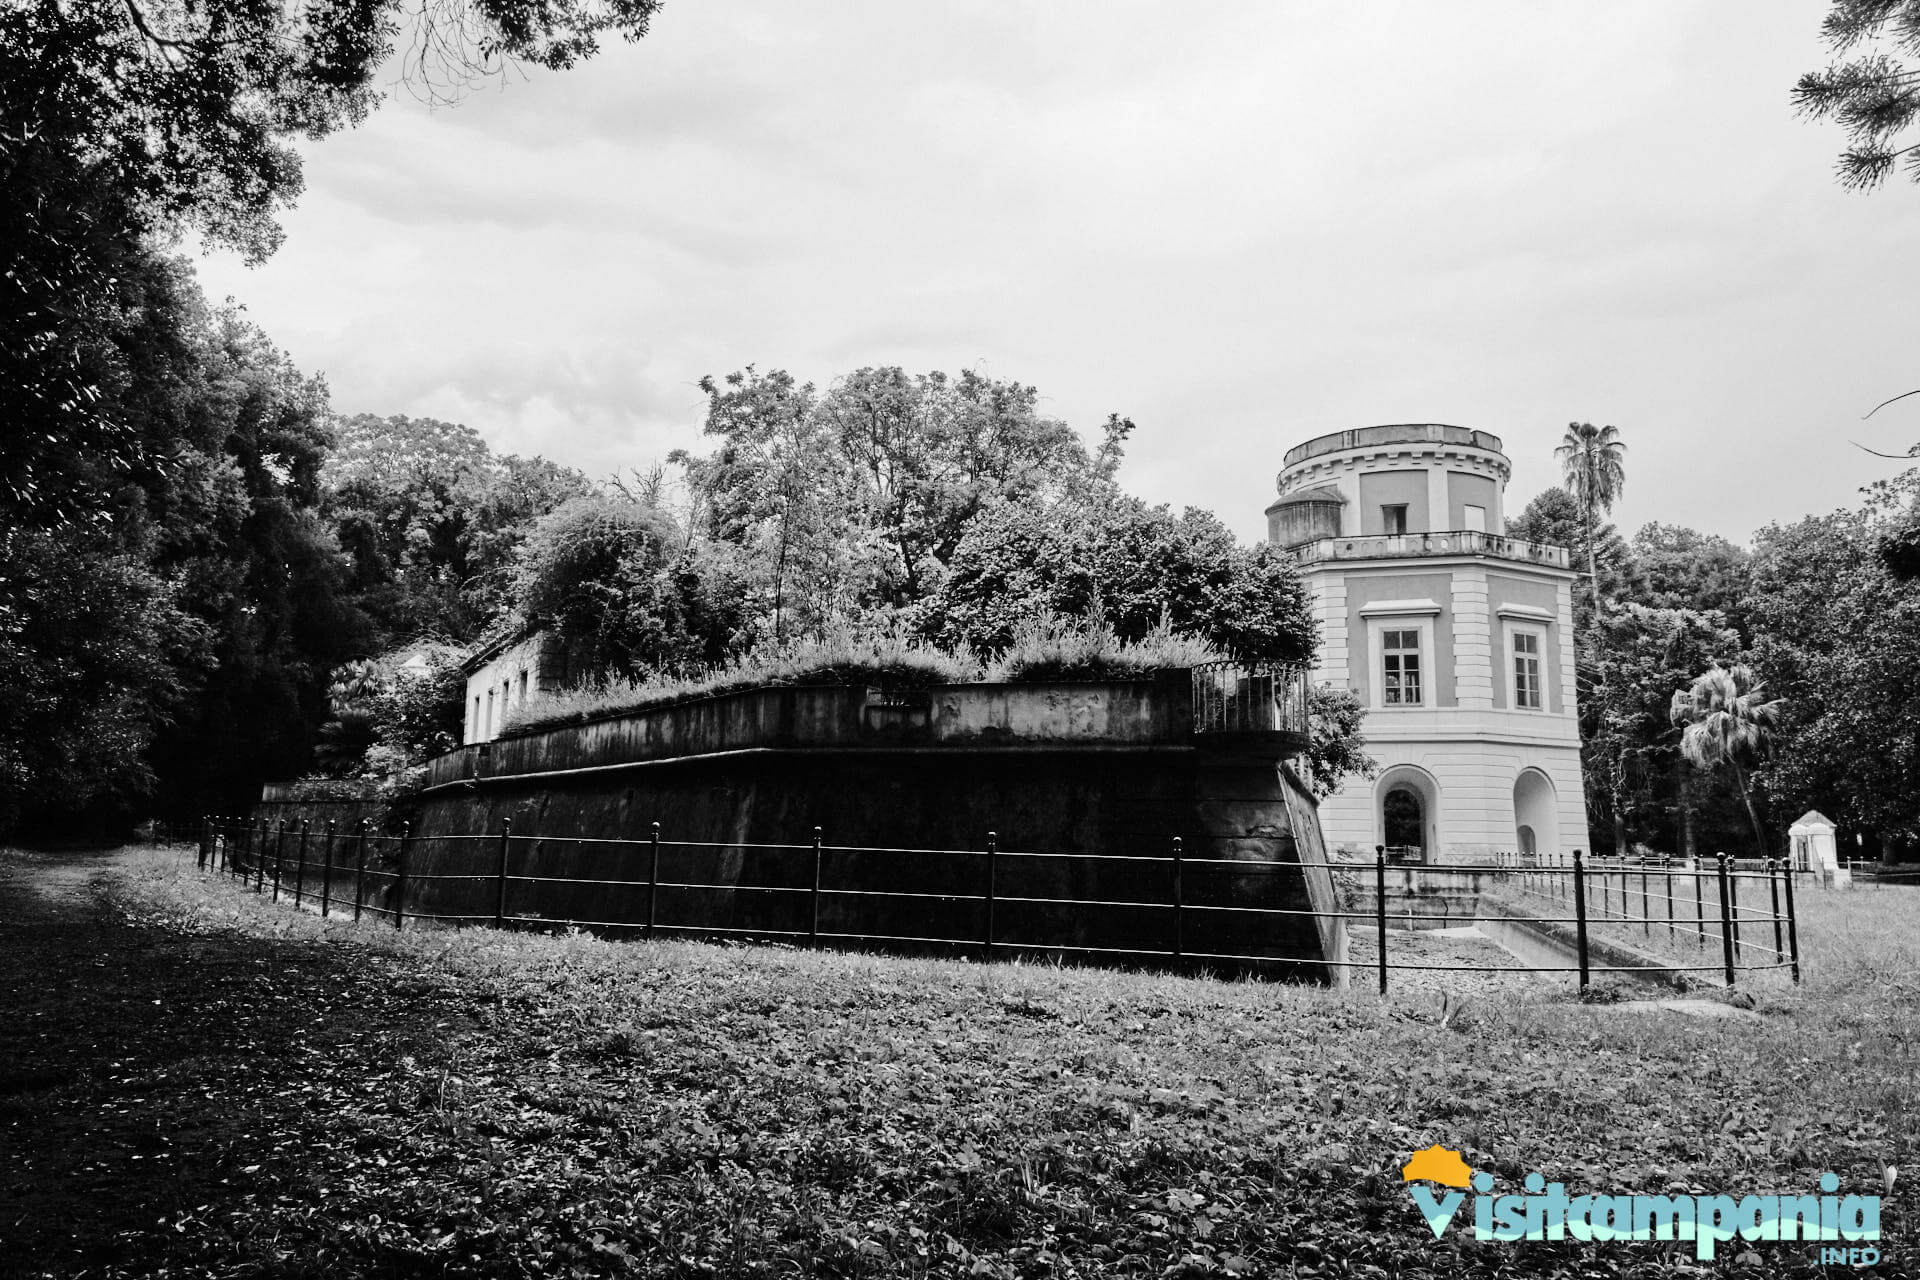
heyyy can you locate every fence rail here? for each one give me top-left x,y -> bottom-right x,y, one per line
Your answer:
187,818 -> 1804,991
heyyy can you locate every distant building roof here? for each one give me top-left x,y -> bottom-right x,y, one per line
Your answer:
1790,810 -> 1836,830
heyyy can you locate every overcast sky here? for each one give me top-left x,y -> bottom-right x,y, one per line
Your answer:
194,1 -> 1920,547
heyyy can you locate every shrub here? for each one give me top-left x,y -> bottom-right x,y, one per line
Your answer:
987,615 -> 1217,683
501,613 -> 1226,737
502,629 -> 984,735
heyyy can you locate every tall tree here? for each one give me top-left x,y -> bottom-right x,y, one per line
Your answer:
1795,0 -> 1920,189
1670,664 -> 1783,858
1554,422 -> 1629,627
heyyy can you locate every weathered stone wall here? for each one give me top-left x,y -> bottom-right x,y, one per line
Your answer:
364,677 -> 1345,982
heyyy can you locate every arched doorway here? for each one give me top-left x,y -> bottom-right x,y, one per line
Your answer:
1383,788 -> 1424,854
1513,768 -> 1558,861
1375,765 -> 1441,862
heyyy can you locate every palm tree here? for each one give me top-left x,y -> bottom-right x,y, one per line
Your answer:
1669,663 -> 1782,858
1554,422 -> 1627,623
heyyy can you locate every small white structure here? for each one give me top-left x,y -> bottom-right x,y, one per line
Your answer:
1789,810 -> 1846,888
461,626 -> 565,744
1270,425 -> 1591,863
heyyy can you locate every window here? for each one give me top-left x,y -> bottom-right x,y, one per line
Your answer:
471,696 -> 480,739
1381,504 -> 1408,535
518,670 -> 529,703
485,689 -> 495,737
1462,503 -> 1486,533
1512,627 -> 1543,710
1381,628 -> 1423,705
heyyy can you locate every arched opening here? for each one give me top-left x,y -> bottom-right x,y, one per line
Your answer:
1375,765 -> 1441,862
1513,768 -> 1558,861
1383,788 -> 1424,855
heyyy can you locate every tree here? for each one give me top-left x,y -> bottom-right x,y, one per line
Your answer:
0,529 -> 202,835
923,492 -> 1317,665
1303,683 -> 1377,801
1506,489 -> 1639,634
514,496 -> 747,680
1587,604 -> 1747,860
814,367 -> 1125,606
1670,664 -> 1782,858
1745,473 -> 1920,858
1,0 -> 661,528
1554,422 -> 1629,627
324,414 -> 593,642
1795,1 -> 1920,189
674,365 -> 1134,642
673,368 -> 857,644
1631,523 -> 1753,637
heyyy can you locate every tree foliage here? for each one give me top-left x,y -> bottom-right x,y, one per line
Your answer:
0,0 -> 662,529
1745,472 -> 1920,854
1670,664 -> 1783,858
514,496 -> 748,681
923,493 -> 1316,665
325,414 -> 593,642
1796,0 -> 1920,189
674,365 -> 1135,644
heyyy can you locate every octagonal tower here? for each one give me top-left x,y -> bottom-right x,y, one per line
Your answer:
1271,425 -> 1591,862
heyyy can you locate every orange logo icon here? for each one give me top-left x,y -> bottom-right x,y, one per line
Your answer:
1402,1144 -> 1473,1188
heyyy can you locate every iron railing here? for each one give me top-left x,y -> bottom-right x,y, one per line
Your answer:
187,819 -> 1804,993
1291,529 -> 1570,569
1190,661 -> 1309,737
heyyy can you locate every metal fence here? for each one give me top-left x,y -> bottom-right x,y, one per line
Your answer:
185,819 -> 1813,992
194,817 -> 1339,976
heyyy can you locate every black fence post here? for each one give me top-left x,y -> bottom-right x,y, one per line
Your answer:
984,831 -> 998,961
293,819 -> 308,910
354,820 -> 369,924
321,818 -> 336,918
1171,836 -> 1185,965
1767,858 -> 1784,967
395,822 -> 411,931
1728,860 -> 1743,964
1715,853 -> 1737,985
1374,845 -> 1387,996
1782,854 -> 1802,984
646,821 -> 661,939
1572,848 -> 1590,991
1693,858 -> 1706,947
1639,866 -> 1650,936
809,826 -> 823,947
272,821 -> 285,902
494,817 -> 512,930
1663,856 -> 1674,945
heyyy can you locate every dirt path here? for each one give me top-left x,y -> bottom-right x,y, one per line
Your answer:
0,846 -> 460,1278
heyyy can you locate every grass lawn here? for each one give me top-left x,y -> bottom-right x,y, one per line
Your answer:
1,844 -> 1913,1278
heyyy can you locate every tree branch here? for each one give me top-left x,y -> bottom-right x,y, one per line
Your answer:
1862,388 -> 1920,420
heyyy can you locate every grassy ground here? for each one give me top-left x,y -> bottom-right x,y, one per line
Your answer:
1,845 -> 1913,1278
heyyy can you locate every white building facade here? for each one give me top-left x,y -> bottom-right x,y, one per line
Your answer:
461,628 -> 564,745
1270,425 -> 1591,862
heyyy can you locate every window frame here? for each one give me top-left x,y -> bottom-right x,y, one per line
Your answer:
1366,615 -> 1435,710
1506,620 -> 1547,712
1381,503 -> 1409,535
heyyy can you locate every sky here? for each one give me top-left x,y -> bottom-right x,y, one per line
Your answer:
193,1 -> 1920,547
